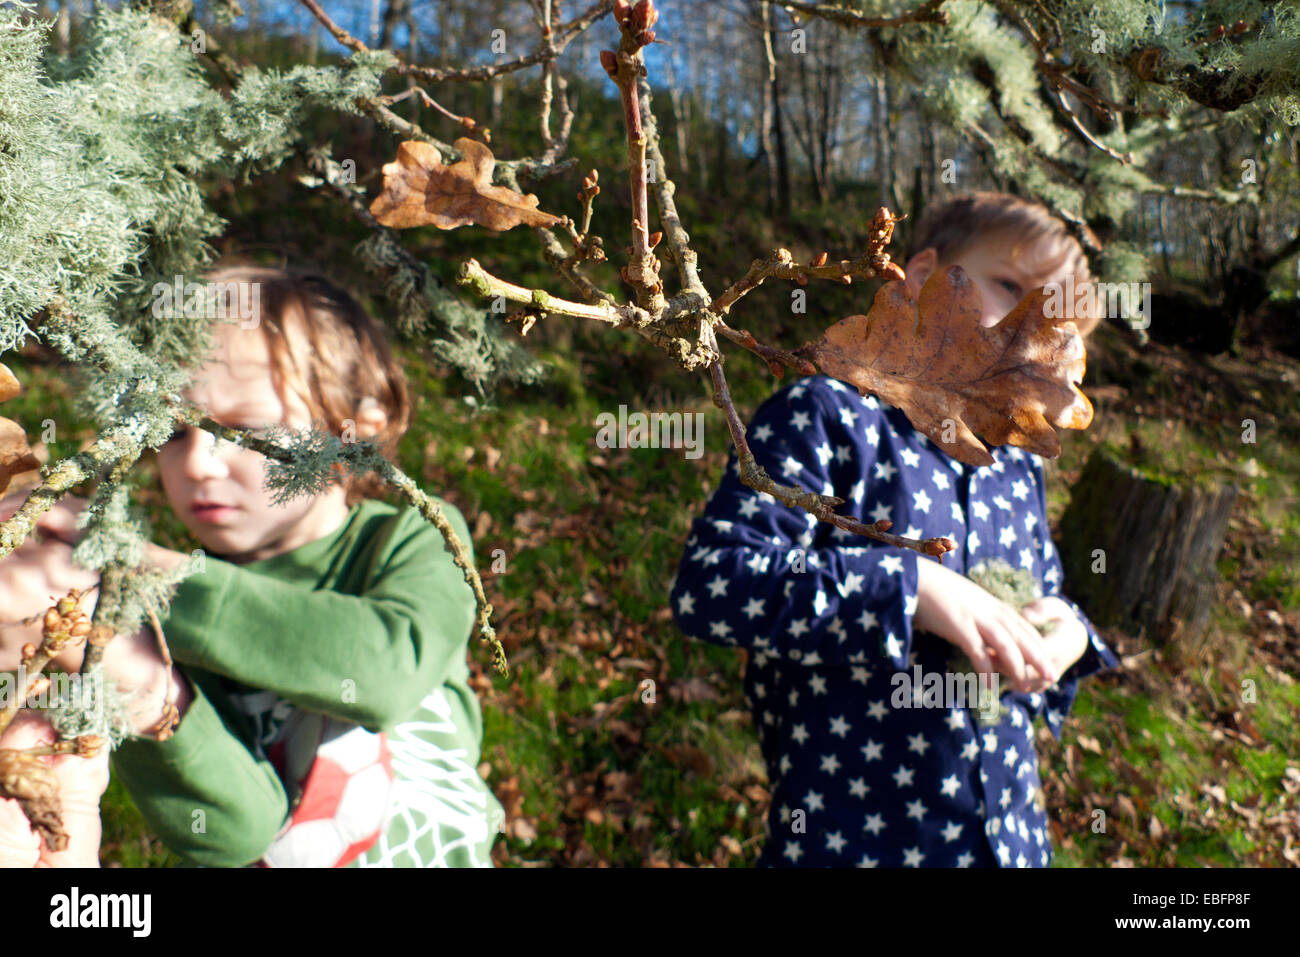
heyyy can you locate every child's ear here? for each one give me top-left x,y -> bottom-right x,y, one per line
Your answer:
903,247 -> 938,297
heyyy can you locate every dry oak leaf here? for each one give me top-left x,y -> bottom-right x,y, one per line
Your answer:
796,265 -> 1093,467
370,137 -> 563,231
0,363 -> 41,497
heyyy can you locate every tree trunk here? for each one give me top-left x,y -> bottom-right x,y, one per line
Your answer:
758,1 -> 777,214
1058,448 -> 1239,647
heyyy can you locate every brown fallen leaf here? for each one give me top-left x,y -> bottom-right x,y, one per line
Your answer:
0,364 -> 41,497
796,266 -> 1093,466
370,137 -> 563,231
668,676 -> 721,704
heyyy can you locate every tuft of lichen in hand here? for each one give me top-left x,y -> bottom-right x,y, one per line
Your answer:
45,672 -> 135,750
967,558 -> 1045,610
949,558 -> 1049,726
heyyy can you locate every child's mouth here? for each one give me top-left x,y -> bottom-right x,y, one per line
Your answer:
192,503 -> 238,523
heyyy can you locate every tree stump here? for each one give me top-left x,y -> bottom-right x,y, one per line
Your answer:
1058,447 -> 1239,645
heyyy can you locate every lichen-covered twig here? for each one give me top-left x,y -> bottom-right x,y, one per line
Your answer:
0,426 -> 144,563
459,258 -> 630,326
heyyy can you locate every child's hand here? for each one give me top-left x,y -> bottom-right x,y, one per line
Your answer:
100,625 -> 194,738
0,533 -> 100,673
914,559 -> 1057,693
1020,597 -> 1089,681
0,711 -> 110,867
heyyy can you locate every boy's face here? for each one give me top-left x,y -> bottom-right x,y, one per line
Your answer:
155,321 -> 349,564
904,232 -> 1086,331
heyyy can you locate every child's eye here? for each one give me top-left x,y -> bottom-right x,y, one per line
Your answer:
163,425 -> 187,445
998,279 -> 1022,298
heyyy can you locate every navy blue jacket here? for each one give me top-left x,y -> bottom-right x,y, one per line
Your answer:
671,375 -> 1118,867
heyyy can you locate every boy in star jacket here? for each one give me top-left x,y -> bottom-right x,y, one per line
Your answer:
671,193 -> 1119,867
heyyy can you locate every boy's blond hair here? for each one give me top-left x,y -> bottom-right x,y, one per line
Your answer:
909,192 -> 1103,336
201,264 -> 412,506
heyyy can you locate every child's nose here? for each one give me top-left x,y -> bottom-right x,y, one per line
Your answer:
179,428 -> 232,480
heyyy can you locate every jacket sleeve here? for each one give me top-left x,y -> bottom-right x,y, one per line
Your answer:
110,670 -> 289,867
671,378 -> 920,669
1031,458 -> 1120,738
157,503 -> 476,731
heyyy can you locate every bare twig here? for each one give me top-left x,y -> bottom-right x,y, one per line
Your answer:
378,87 -> 490,142
710,215 -> 905,317
0,589 -> 93,739
702,324 -> 955,558
300,0 -> 613,85
715,321 -> 816,377
601,2 -> 666,313
775,0 -> 950,29
142,599 -> 179,741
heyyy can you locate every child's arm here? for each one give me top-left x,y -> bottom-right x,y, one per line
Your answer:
141,500 -> 476,732
672,379 -> 927,669
673,377 -> 1057,686
109,669 -> 293,867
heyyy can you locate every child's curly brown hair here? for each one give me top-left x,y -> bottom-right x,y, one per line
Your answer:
200,264 -> 412,506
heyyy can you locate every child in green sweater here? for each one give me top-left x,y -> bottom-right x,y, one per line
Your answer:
0,266 -> 502,867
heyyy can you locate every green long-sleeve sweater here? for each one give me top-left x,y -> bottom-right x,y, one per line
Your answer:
111,497 -> 503,867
